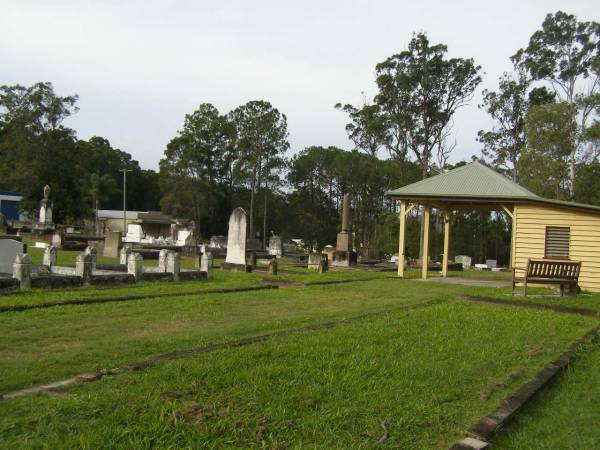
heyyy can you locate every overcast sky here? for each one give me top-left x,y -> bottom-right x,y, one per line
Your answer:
1,1 -> 597,170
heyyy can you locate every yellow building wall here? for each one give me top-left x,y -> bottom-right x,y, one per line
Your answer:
513,204 -> 600,292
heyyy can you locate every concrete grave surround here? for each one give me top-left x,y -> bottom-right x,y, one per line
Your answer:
0,239 -> 24,274
225,207 -> 247,266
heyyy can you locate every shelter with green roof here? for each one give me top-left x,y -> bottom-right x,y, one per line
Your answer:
385,161 -> 600,292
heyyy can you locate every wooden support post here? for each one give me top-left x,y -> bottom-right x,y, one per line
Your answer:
397,200 -> 406,277
422,205 -> 430,280
442,210 -> 450,277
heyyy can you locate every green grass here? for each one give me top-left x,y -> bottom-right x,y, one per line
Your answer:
0,279 -> 468,393
0,270 -> 263,307
492,337 -> 600,449
0,301 -> 595,449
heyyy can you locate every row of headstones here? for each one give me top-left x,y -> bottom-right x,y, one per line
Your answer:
12,247 -> 214,289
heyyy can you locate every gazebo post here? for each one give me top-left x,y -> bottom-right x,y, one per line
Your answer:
442,209 -> 450,277
397,200 -> 406,277
422,205 -> 430,280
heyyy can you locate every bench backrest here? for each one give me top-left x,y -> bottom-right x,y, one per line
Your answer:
525,259 -> 581,280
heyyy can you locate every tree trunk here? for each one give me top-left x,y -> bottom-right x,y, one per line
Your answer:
263,178 -> 268,249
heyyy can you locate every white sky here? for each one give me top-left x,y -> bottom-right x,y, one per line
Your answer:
1,0 -> 597,170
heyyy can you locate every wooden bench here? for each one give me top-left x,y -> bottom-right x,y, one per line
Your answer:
512,259 -> 581,296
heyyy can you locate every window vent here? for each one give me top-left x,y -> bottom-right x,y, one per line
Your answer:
545,226 -> 570,258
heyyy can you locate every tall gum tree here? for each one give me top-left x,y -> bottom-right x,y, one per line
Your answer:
512,10 -> 600,198
228,101 -> 289,242
374,32 -> 482,178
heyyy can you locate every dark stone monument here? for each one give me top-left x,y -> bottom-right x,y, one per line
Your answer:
332,193 -> 357,267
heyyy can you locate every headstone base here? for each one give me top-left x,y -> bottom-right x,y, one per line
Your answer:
331,251 -> 357,267
222,262 -> 252,273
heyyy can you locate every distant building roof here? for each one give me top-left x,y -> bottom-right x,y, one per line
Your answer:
0,190 -> 24,198
386,161 -> 600,214
96,210 -> 174,223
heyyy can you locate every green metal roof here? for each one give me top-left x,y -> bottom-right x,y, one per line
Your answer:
386,161 -> 537,199
385,161 -> 600,214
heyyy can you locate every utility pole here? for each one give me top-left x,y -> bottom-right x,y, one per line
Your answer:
121,169 -> 132,234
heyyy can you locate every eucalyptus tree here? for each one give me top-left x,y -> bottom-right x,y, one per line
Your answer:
334,100 -> 387,157
478,71 -> 556,181
512,10 -> 600,197
374,32 -> 482,178
159,103 -> 236,236
228,101 -> 289,241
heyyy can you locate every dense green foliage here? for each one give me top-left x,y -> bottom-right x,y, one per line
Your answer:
1,10 -> 599,260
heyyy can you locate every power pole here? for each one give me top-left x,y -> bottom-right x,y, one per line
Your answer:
121,169 -> 132,234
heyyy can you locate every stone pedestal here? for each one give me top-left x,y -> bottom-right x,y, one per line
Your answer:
13,253 -> 31,289
43,245 -> 57,267
75,253 -> 93,285
84,246 -> 97,272
167,251 -> 180,282
332,251 -> 357,268
200,251 -> 213,280
267,259 -> 278,275
127,253 -> 144,281
120,245 -> 132,265
336,232 -> 352,252
158,249 -> 169,272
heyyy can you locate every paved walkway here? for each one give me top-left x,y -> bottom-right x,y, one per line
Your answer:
416,276 -> 511,288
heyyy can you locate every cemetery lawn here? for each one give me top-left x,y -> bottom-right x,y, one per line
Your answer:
491,338 -> 600,449
0,299 -> 596,449
0,278 -> 466,393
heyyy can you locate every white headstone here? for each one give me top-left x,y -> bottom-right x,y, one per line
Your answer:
225,208 -> 247,266
268,235 -> 283,257
200,251 -> 213,280
0,239 -> 24,274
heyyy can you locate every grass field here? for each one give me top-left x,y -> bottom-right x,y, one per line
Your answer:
1,258 -> 599,448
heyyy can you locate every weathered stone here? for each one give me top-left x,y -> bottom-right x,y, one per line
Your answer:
43,245 -> 57,267
38,184 -> 54,228
318,257 -> 328,274
167,251 -> 180,282
450,437 -> 489,450
127,252 -> 144,281
0,239 -> 24,274
308,252 -> 325,270
119,244 -> 132,265
84,246 -> 97,271
75,253 -> 93,285
51,231 -> 63,249
268,235 -> 283,257
267,258 -> 278,275
332,250 -> 357,268
223,207 -> 248,271
200,251 -> 213,281
13,253 -> 31,289
158,249 -> 169,272
248,251 -> 257,269
455,255 -> 472,270
103,230 -> 121,258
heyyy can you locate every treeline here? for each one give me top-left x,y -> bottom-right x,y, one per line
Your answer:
1,10 -> 599,263
0,83 -> 160,223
